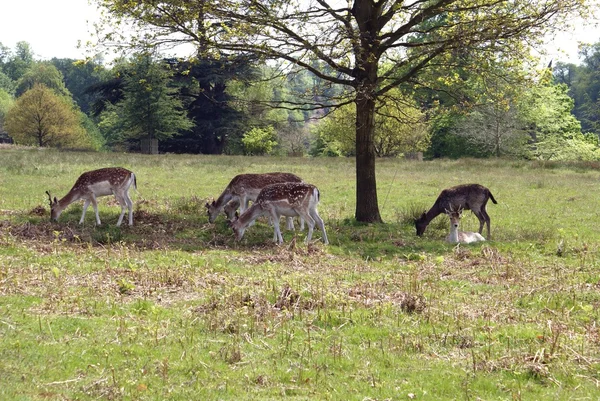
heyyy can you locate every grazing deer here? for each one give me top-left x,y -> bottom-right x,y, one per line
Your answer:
415,183 -> 497,238
228,182 -> 328,245
46,167 -> 137,226
446,206 -> 486,244
205,172 -> 303,229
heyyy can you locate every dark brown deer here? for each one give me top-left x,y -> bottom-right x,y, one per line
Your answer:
415,183 -> 497,238
228,182 -> 328,245
46,167 -> 137,226
205,172 -> 303,228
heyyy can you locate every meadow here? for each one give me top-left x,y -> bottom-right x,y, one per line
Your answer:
1,146 -> 600,400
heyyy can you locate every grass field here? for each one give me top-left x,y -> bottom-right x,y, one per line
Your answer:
1,146 -> 600,400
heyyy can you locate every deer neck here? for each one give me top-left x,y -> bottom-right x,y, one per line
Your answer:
57,190 -> 82,211
214,191 -> 234,210
235,203 -> 264,229
425,205 -> 444,224
447,224 -> 460,243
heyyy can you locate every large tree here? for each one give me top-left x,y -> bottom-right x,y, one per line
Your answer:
94,0 -> 589,222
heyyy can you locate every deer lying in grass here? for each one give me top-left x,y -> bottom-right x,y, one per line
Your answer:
206,172 -> 303,230
446,206 -> 486,244
228,182 -> 328,245
415,183 -> 497,238
46,167 -> 137,226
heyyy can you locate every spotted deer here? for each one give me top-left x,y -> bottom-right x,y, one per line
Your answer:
415,183 -> 497,238
228,182 -> 328,245
206,172 -> 304,229
446,205 -> 486,244
46,167 -> 136,226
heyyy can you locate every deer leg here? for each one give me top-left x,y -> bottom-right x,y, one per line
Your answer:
310,208 -> 328,245
114,192 -> 128,227
90,195 -> 101,225
286,217 -> 295,231
270,210 -> 284,244
481,208 -> 491,239
125,190 -> 134,226
295,209 -> 315,243
80,199 -> 91,224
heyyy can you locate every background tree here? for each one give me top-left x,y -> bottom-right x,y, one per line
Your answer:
0,71 -> 15,95
242,126 -> 278,155
94,0 -> 590,223
4,84 -> 90,148
163,56 -> 257,154
111,54 -> 193,149
0,41 -> 34,82
554,44 -> 600,137
312,93 -> 430,157
15,62 -> 71,97
520,79 -> 596,160
450,71 -> 531,157
0,89 -> 14,138
51,57 -> 108,115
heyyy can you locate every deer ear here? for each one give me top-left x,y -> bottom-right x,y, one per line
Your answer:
53,197 -> 57,204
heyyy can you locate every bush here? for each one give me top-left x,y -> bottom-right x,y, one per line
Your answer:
242,126 -> 277,155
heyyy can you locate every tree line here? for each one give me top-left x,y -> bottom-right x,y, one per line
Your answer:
1,40 -> 598,161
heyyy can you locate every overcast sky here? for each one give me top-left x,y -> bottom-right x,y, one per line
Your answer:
0,0 -> 598,64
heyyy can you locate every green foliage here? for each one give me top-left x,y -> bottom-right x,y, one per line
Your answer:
0,41 -> 34,81
15,62 -> 71,98
112,54 -> 193,143
554,44 -> 600,135
241,126 -> 277,155
312,93 -> 430,157
51,58 -> 109,115
4,84 -> 91,149
0,70 -> 15,95
520,81 -> 598,161
0,89 -> 14,128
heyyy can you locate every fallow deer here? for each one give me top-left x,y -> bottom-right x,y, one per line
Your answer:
228,182 -> 328,245
446,206 -> 486,244
415,183 -> 497,238
205,172 -> 303,229
46,167 -> 137,226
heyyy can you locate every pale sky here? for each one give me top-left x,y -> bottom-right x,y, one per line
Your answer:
0,0 -> 599,64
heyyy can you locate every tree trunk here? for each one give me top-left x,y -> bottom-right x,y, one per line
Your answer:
355,85 -> 383,223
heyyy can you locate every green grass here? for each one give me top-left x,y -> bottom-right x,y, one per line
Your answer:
2,146 -> 600,400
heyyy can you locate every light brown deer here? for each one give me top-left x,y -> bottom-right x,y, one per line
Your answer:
205,172 -> 303,229
46,167 -> 136,226
445,206 -> 486,244
415,183 -> 497,238
228,182 -> 328,245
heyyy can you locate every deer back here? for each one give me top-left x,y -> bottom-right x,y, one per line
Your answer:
256,182 -> 317,208
437,184 -> 492,212
228,172 -> 303,196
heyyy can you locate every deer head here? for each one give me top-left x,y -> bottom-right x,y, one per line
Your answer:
46,191 -> 59,221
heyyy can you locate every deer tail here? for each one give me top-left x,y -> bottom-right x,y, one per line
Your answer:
489,191 -> 497,204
